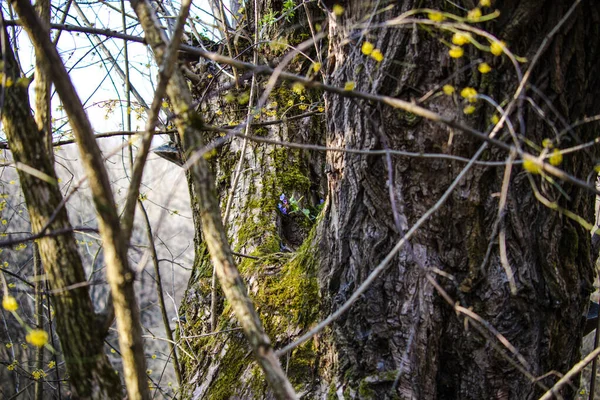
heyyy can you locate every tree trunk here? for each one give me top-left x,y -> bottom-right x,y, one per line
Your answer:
180,1 -> 600,398
0,21 -> 121,399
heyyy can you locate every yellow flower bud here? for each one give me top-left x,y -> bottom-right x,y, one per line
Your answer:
442,85 -> 455,95
490,40 -> 505,56
467,8 -> 482,21
549,149 -> 563,166
452,32 -> 471,46
361,41 -> 374,55
2,295 -> 18,311
523,159 -> 542,174
371,49 -> 384,62
460,87 -> 478,102
332,4 -> 344,16
344,81 -> 356,91
463,105 -> 476,114
478,63 -> 492,74
428,12 -> 445,22
26,330 -> 48,347
448,46 -> 464,58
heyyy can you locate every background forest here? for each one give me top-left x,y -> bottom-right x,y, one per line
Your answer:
1,0 -> 600,399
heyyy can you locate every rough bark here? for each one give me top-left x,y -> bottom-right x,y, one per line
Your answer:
180,0 -> 600,399
319,1 -> 600,399
0,19 -> 121,399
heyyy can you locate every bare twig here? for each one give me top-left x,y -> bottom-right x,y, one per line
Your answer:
539,345 -> 600,400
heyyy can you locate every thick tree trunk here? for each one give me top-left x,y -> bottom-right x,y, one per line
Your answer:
319,1 -> 600,399
180,1 -> 600,399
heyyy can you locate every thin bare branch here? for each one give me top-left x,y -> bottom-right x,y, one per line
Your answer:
121,0 -> 192,242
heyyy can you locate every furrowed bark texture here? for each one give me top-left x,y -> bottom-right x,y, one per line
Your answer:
128,0 -> 298,398
0,22 -> 120,399
318,1 -> 600,399
9,1 -> 149,398
179,0 -> 600,399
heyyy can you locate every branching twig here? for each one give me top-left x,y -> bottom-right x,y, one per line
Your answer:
121,0 -> 192,242
539,345 -> 600,400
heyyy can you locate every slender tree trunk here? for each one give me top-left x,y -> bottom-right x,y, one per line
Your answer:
0,19 -> 121,399
180,1 -> 600,398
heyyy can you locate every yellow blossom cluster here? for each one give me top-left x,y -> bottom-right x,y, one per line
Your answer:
467,8 -> 482,21
490,40 -> 505,56
427,12 -> 444,22
26,329 -> 49,347
448,47 -> 464,58
32,369 -> 47,380
441,86 -> 481,115
463,105 -> 476,115
7,360 -> 18,371
523,159 -> 542,174
361,41 -> 385,62
460,87 -> 478,102
426,5 -> 509,62
478,63 -> 492,74
452,32 -> 471,46
332,4 -> 344,16
292,82 -> 305,94
549,149 -> 563,166
442,85 -> 455,95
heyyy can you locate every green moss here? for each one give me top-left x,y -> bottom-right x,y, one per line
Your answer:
235,226 -> 319,338
180,76 -> 325,395
216,148 -> 237,190
273,146 -> 311,194
344,366 -> 359,381
206,336 -> 249,400
358,379 -> 376,398
253,126 -> 269,136
327,382 -> 338,400
396,109 -> 422,127
235,196 -> 278,253
235,226 -> 321,389
247,364 -> 268,397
